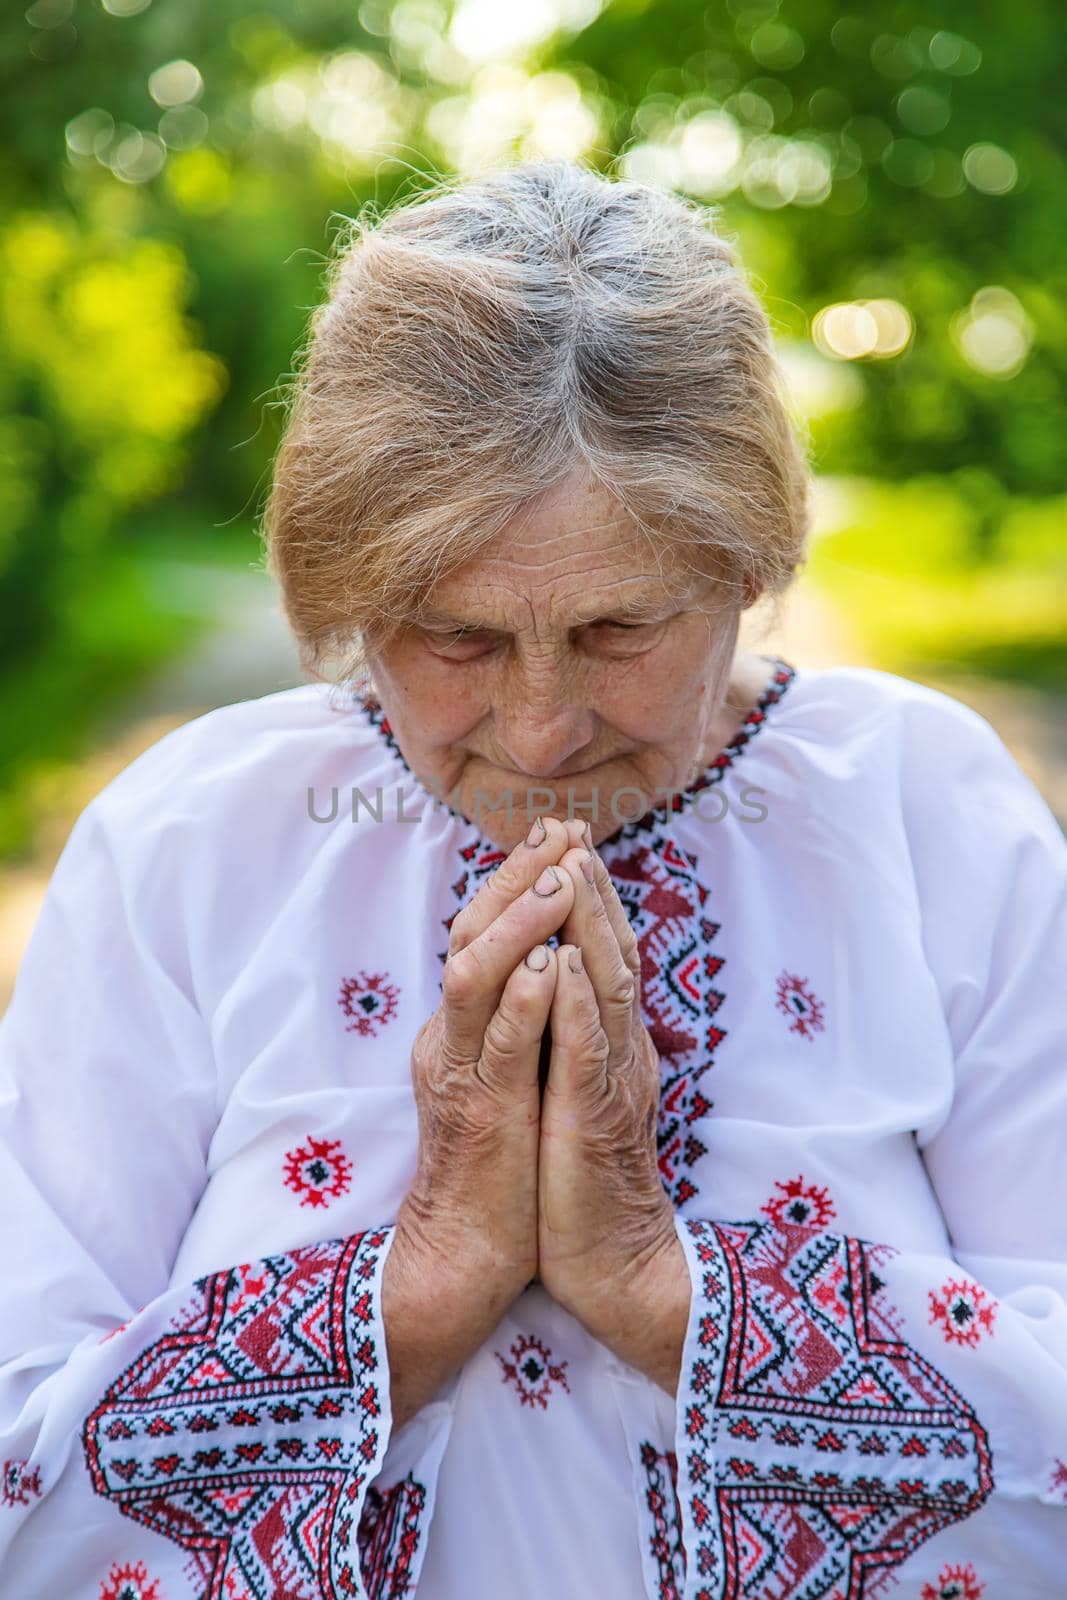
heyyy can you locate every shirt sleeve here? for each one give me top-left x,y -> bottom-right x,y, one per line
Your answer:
670,701 -> 1067,1598
0,791 -> 425,1597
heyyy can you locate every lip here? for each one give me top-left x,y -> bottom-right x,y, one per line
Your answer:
479,758 -> 607,782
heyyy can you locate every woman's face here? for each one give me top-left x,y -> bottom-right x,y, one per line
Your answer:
367,465 -> 743,851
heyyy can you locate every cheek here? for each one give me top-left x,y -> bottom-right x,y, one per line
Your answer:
409,660 -> 490,749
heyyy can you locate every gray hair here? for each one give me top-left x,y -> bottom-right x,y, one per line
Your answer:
261,158 -> 811,688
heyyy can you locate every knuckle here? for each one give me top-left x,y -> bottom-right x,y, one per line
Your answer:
608,972 -> 636,1009
618,923 -> 640,972
447,899 -> 477,953
481,1006 -> 528,1064
572,1016 -> 611,1063
440,947 -> 480,1005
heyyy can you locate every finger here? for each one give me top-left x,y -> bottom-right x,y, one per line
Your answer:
563,840 -> 643,1031
440,865 -> 576,1063
477,944 -> 558,1094
545,943 -> 610,1100
448,814 -> 572,956
553,845 -> 637,1062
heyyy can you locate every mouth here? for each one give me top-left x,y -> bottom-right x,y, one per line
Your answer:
486,758 -> 608,783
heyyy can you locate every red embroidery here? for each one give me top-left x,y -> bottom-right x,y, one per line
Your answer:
99,1560 -> 163,1600
639,1442 -> 685,1598
761,1174 -> 836,1229
82,1230 -> 397,1600
1,1457 -> 42,1507
677,1217 -> 993,1599
1050,1456 -> 1067,1502
357,1473 -> 427,1598
338,970 -> 400,1037
920,1560 -> 986,1599
928,1277 -> 998,1348
604,833 -> 725,1207
282,1133 -> 353,1208
495,1333 -> 571,1409
775,970 -> 826,1039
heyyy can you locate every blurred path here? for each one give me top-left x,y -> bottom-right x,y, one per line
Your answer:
1,566 -> 1064,1011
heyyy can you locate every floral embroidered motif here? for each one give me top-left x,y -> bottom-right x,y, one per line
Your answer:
99,1560 -> 163,1600
282,1133 -> 353,1209
495,1333 -> 571,1409
638,1442 -> 685,1600
357,1473 -> 428,1599
1050,1456 -> 1067,1502
920,1560 -> 986,1600
83,1230 -> 395,1600
601,833 -> 725,1207
677,1217 -> 993,1600
1,1456 -> 42,1507
338,971 -> 400,1037
928,1277 -> 998,1348
774,970 -> 826,1039
761,1174 -> 836,1230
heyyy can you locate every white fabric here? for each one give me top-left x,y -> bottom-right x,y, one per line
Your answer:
1,654 -> 1065,1600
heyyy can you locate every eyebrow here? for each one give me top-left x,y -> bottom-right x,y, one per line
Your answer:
418,594 -> 681,630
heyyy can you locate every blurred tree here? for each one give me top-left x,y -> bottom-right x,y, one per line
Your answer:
0,0 -> 1063,854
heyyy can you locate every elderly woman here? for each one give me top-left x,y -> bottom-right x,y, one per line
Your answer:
1,160 -> 1065,1600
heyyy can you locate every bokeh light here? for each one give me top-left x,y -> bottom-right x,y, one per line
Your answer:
962,142 -> 1019,195
951,287 -> 1034,378
148,60 -> 204,110
813,299 -> 914,360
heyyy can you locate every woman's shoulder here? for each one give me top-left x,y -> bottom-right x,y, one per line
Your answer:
779,659 -> 1000,742
769,659 -> 1038,784
78,681 -> 379,838
774,659 -> 1063,854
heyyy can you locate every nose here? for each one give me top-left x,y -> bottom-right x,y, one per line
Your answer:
492,680 -> 597,780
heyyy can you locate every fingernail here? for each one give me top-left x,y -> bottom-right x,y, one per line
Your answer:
583,821 -> 593,853
568,946 -> 583,973
580,855 -> 595,884
525,815 -> 546,846
525,944 -> 550,970
532,865 -> 561,896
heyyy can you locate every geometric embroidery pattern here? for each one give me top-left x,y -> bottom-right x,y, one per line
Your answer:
761,1174 -> 837,1230
1,1457 -> 42,1507
82,1230 -> 395,1600
99,1560 -> 163,1600
677,1217 -> 994,1600
639,1441 -> 686,1600
494,1333 -> 571,1410
774,970 -> 826,1040
602,834 -> 726,1207
338,972 -> 400,1038
928,1277 -> 998,1349
282,1134 -> 354,1210
357,1473 -> 428,1599
920,1560 -> 986,1599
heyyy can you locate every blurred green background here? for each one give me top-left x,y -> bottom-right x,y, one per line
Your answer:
1,0 -> 1065,882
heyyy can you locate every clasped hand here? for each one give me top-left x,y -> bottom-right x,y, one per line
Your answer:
395,815 -> 689,1393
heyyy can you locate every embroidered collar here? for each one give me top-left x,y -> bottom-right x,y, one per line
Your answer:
352,655 -> 797,846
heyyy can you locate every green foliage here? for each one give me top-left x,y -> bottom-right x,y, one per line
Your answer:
808,479 -> 1067,685
0,0 -> 1063,857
